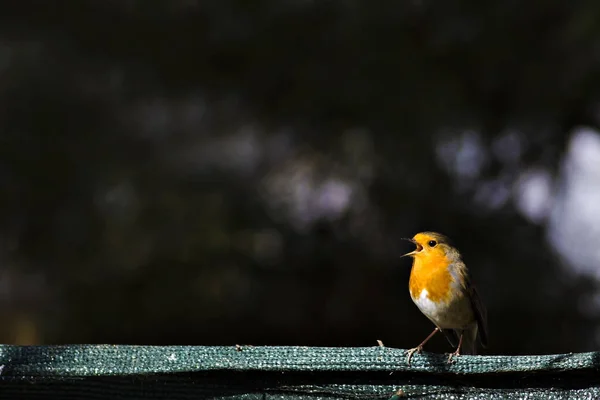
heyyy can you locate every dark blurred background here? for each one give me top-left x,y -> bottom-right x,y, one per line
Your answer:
0,1 -> 599,356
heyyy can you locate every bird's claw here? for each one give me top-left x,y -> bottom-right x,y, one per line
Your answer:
405,346 -> 422,365
446,349 -> 460,364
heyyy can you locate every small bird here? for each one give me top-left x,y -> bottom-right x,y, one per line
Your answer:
402,232 -> 488,364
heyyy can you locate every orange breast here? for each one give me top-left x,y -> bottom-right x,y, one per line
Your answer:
409,252 -> 453,303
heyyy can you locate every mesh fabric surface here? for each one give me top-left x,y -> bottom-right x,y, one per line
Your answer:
0,345 -> 598,399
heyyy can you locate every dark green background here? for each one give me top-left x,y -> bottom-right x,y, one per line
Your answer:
0,1 -> 597,356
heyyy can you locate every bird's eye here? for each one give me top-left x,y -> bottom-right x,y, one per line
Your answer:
428,240 -> 437,247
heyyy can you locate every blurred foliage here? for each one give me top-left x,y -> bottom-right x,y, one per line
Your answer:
0,1 -> 599,354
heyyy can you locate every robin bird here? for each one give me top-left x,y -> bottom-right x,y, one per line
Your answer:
402,232 -> 488,364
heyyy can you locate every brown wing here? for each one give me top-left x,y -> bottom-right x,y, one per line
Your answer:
449,257 -> 488,347
468,285 -> 488,347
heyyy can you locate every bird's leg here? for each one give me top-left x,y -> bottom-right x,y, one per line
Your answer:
447,331 -> 464,364
405,327 -> 440,364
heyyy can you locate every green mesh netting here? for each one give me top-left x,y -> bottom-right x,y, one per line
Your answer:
0,345 -> 598,399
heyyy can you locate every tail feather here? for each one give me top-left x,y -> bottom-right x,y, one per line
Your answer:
442,328 -> 459,348
458,323 -> 479,355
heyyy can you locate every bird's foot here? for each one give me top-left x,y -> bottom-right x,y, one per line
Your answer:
446,348 -> 461,364
405,346 -> 422,365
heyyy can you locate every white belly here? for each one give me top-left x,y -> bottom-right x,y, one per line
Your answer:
413,289 -> 473,329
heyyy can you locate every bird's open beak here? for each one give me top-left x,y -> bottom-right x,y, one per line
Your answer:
400,237 -> 422,257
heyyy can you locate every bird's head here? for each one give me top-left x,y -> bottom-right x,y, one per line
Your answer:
401,231 -> 455,261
